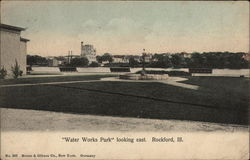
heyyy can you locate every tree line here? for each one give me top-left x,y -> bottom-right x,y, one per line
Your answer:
148,52 -> 248,69
27,52 -> 249,69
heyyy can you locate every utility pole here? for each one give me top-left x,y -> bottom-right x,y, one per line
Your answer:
142,49 -> 146,72
68,51 -> 70,65
70,50 -> 73,63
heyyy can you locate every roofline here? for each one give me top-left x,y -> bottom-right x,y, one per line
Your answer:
0,23 -> 26,31
20,37 -> 30,42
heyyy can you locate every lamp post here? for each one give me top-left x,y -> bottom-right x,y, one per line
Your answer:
142,49 -> 146,75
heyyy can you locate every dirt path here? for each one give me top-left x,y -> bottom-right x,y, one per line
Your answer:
0,76 -> 199,90
1,108 -> 247,132
100,77 -> 199,90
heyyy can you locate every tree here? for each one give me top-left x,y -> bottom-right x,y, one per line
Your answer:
11,60 -> 23,79
102,53 -> 113,63
96,56 -> 102,63
150,54 -> 172,68
190,52 -> 205,68
129,57 -> 139,67
171,54 -> 185,68
27,55 -> 48,66
70,57 -> 89,67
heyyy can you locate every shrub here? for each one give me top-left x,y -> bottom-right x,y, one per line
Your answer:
0,66 -> 7,79
11,60 -> 23,79
135,70 -> 191,76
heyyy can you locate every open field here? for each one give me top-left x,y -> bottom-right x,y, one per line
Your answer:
0,75 -> 249,128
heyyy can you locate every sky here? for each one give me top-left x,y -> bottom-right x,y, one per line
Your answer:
1,1 -> 249,56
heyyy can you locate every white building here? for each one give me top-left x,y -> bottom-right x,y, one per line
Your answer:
144,54 -> 153,63
48,58 -> 63,67
80,42 -> 97,63
0,23 -> 29,76
112,55 -> 129,63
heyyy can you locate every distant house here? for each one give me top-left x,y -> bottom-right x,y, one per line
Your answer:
130,55 -> 141,62
112,55 -> 129,63
144,54 -> 153,63
0,23 -> 29,76
48,58 -> 63,67
242,53 -> 250,61
180,52 -> 191,58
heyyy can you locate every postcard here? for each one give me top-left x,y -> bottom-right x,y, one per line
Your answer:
0,1 -> 249,159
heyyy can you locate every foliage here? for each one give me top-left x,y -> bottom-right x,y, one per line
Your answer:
149,54 -> 172,68
0,66 -> 7,79
170,54 -> 186,68
97,53 -> 113,63
136,70 -> 191,76
147,52 -> 249,69
70,57 -> 89,67
27,55 -> 48,66
11,60 -> 23,79
188,52 -> 248,69
88,62 -> 100,67
129,57 -> 139,67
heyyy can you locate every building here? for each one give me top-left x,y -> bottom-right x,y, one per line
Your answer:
112,55 -> 129,63
132,55 -> 141,62
242,53 -> 250,61
80,42 -> 97,63
0,23 -> 29,76
180,52 -> 191,58
144,53 -> 153,63
48,58 -> 63,67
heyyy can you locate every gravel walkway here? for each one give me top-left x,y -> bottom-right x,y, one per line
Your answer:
1,108 -> 247,132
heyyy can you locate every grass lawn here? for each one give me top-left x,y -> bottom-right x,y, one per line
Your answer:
0,75 -> 249,125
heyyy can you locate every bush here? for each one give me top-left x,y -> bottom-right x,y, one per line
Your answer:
11,60 -> 23,79
166,71 -> 191,76
0,66 -> 7,79
135,70 -> 191,76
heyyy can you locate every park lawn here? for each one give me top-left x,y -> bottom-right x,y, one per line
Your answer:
0,76 -> 248,125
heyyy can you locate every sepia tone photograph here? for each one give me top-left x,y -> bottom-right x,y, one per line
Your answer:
0,1 -> 249,159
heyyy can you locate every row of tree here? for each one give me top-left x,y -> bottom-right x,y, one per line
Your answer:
148,52 -> 248,69
27,55 -> 48,66
27,55 -> 98,67
27,52 -> 249,69
96,52 -> 249,69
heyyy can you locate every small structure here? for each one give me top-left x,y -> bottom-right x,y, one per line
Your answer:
0,23 -> 29,76
112,55 -> 129,63
48,58 -> 63,67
